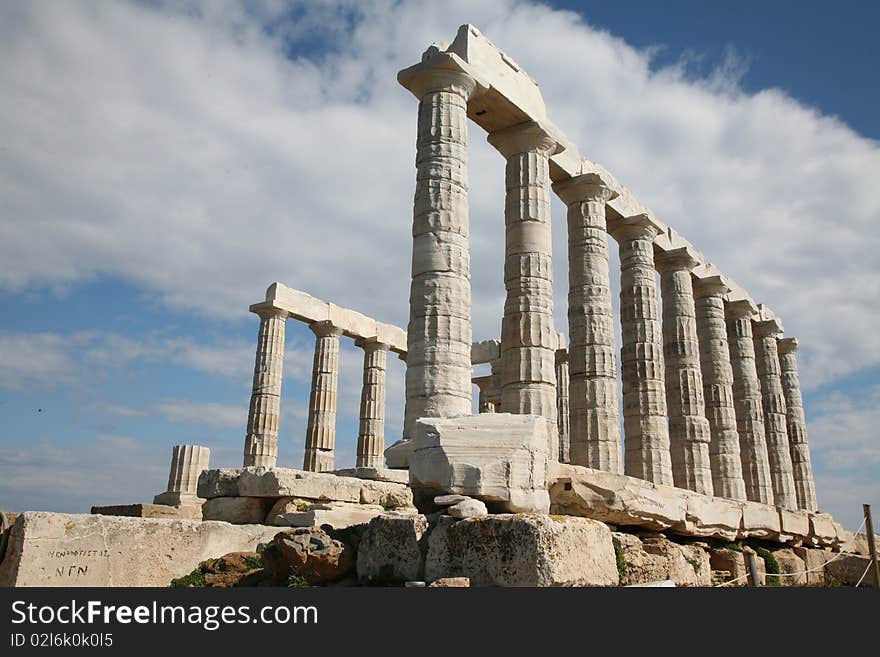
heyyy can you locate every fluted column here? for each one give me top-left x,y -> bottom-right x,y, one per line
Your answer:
155,444 -> 210,505
555,342 -> 570,463
303,321 -> 344,472
753,319 -> 798,510
725,300 -> 774,505
401,61 -> 477,441
472,375 -> 498,413
243,305 -> 288,468
693,277 -> 747,501
656,248 -> 713,495
777,337 -> 818,511
355,337 -> 389,469
609,214 -> 672,485
552,174 -> 621,472
488,121 -> 560,461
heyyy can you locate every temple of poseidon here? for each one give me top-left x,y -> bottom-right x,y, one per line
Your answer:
2,25 -> 876,588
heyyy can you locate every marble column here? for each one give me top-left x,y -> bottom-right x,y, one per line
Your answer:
303,320 -> 344,472
693,276 -> 747,501
753,319 -> 798,510
609,214 -> 672,485
472,375 -> 498,413
777,337 -> 818,512
402,62 -> 476,441
555,342 -> 570,463
355,337 -> 389,469
725,300 -> 775,505
243,305 -> 288,468
488,121 -> 560,461
552,174 -> 621,472
154,445 -> 210,506
655,248 -> 713,495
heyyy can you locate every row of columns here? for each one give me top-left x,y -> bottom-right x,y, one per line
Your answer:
243,309 -> 392,473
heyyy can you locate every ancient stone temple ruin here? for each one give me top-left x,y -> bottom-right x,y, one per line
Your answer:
2,25 -> 874,588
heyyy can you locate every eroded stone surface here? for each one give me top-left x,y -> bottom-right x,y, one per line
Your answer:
447,498 -> 487,518
0,512 -> 279,587
356,514 -> 429,585
426,514 -> 618,586
613,532 -> 710,587
201,497 -> 275,525
91,503 -> 202,521
409,414 -> 550,513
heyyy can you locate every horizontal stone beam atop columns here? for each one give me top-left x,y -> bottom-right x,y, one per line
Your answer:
471,339 -> 501,365
252,283 -> 407,354
756,303 -> 784,332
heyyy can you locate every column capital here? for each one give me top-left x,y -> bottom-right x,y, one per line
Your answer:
355,336 -> 390,352
398,52 -> 483,100
552,172 -> 619,205
607,213 -> 662,242
249,301 -> 289,320
487,120 -> 561,158
777,337 -> 799,354
309,320 -> 344,339
724,298 -> 758,320
654,246 -> 701,273
692,274 -> 731,299
471,374 -> 494,392
753,318 -> 784,339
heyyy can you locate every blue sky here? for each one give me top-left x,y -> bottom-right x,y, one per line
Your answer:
0,1 -> 877,531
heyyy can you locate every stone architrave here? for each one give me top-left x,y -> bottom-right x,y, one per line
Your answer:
552,173 -> 621,473
154,445 -> 211,506
753,319 -> 798,510
776,337 -> 818,512
655,248 -> 713,495
488,121 -> 561,462
303,321 -> 344,472
243,304 -> 288,468
609,214 -> 672,486
355,337 -> 390,469
555,341 -> 570,463
399,58 -> 480,441
692,276 -> 747,501
725,300 -> 775,505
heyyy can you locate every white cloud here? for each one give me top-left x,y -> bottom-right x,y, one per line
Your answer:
154,400 -> 245,429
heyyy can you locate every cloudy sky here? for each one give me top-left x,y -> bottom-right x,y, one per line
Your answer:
0,0 -> 877,530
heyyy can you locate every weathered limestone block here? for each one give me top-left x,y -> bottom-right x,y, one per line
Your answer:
239,467 -> 362,502
552,173 -> 621,473
0,512 -> 279,587
355,337 -> 390,469
549,464 -> 686,531
244,306 -> 287,468
434,494 -> 471,506
271,502 -> 388,530
261,527 -> 354,586
777,337 -> 818,512
674,493 -> 743,541
824,553 -> 875,587
383,438 -> 412,469
356,514 -> 429,585
197,468 -> 242,498
693,276 -> 747,501
847,532 -> 880,557
426,515 -> 618,586
778,507 -> 810,544
753,319 -> 797,509
334,467 -> 409,484
201,497 -> 275,525
739,501 -> 782,540
771,548 -> 807,585
401,58 -> 477,441
359,479 -> 415,509
656,248 -> 713,495
428,576 -> 470,587
609,214 -> 672,485
91,503 -> 202,521
709,547 -> 748,586
725,300 -> 775,505
490,121 -> 560,462
409,414 -> 550,513
303,321 -> 344,472
613,533 -> 711,587
793,546 -> 831,586
447,498 -> 487,518
806,512 -> 841,548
